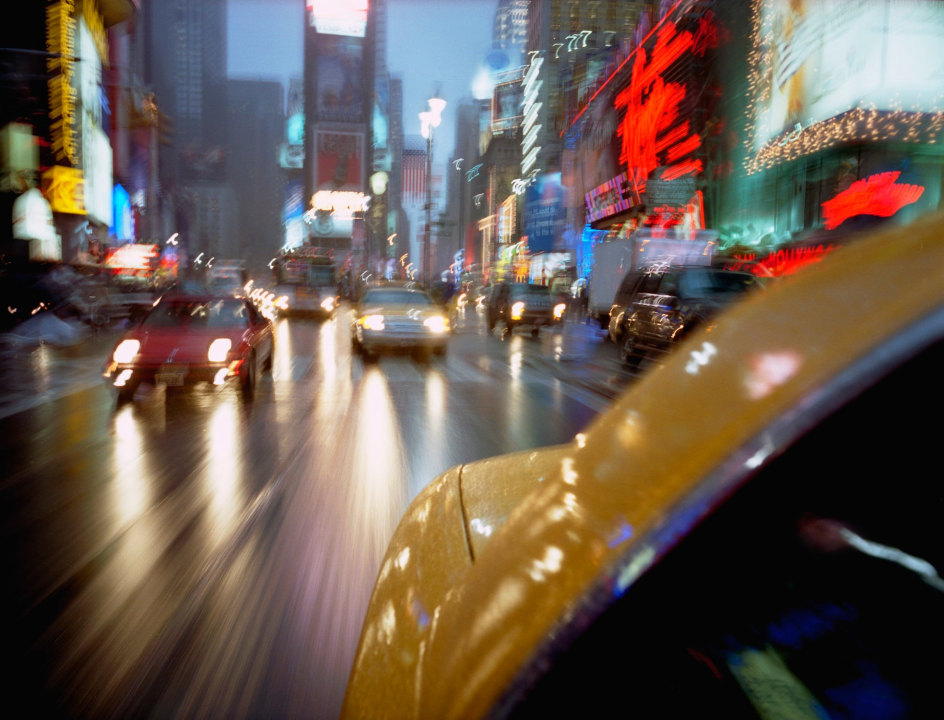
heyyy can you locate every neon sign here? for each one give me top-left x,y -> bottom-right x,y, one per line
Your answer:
726,244 -> 838,278
613,13 -> 720,201
821,171 -> 924,230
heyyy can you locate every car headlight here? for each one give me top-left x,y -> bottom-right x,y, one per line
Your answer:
554,302 -> 566,320
208,338 -> 232,362
511,301 -> 525,320
112,339 -> 141,363
362,314 -> 385,330
321,296 -> 336,312
423,316 -> 449,333
275,295 -> 290,310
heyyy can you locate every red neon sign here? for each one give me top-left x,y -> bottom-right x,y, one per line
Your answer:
613,13 -> 720,196
822,171 -> 924,230
726,244 -> 837,278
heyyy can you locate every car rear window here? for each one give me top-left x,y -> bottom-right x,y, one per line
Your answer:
362,289 -> 432,305
510,284 -> 551,298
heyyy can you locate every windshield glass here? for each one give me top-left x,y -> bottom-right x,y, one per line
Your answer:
143,299 -> 248,328
679,270 -> 758,298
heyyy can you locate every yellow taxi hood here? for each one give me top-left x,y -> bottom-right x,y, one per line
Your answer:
344,210 -> 944,719
341,446 -> 569,718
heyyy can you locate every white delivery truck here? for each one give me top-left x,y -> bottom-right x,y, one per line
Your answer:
587,238 -> 635,329
587,229 -> 718,330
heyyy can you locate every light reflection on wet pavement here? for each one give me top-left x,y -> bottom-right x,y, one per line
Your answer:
0,307 -> 630,718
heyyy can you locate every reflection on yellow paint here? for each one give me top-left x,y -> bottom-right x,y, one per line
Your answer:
744,350 -> 803,399
528,545 -> 564,582
395,546 -> 411,571
206,401 -> 241,543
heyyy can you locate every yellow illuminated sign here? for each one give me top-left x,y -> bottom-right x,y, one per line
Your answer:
81,0 -> 108,62
46,0 -> 78,166
42,165 -> 86,214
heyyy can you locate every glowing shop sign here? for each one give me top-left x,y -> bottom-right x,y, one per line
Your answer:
586,172 -> 637,223
726,244 -> 838,278
46,0 -> 78,165
309,191 -> 368,218
821,171 -> 924,230
105,243 -> 159,271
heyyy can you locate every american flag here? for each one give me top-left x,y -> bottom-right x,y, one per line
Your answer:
402,146 -> 427,203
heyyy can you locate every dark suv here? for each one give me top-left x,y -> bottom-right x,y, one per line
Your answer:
486,282 -> 563,336
608,265 -> 761,368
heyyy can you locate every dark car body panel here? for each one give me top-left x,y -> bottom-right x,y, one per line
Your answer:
609,266 -> 760,365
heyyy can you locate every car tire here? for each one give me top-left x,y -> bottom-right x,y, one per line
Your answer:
620,334 -> 641,369
531,327 -> 540,337
240,352 -> 257,400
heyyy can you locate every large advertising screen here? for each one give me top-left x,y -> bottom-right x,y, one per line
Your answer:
525,172 -> 564,253
314,129 -> 364,191
307,0 -> 368,38
314,34 -> 365,123
750,0 -> 944,168
492,80 -> 522,134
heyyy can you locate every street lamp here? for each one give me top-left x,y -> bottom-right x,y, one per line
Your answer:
419,93 -> 446,287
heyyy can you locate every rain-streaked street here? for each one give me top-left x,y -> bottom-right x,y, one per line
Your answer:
0,307 -> 630,719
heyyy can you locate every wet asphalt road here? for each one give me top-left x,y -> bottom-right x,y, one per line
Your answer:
0,306 -> 631,719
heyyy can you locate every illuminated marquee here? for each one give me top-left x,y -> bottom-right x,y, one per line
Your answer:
821,171 -> 924,230
46,0 -> 78,166
746,0 -> 944,173
307,0 -> 368,37
309,191 -> 369,218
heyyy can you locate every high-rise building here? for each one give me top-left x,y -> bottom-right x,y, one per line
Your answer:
523,0 -> 646,178
144,0 -> 232,263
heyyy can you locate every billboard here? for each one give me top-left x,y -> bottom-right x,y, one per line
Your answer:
307,0 -> 368,38
314,129 -> 364,191
492,80 -> 522,134
750,0 -> 944,169
314,34 -> 365,123
525,172 -> 564,253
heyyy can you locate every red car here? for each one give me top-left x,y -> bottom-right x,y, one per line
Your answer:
103,294 -> 274,402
